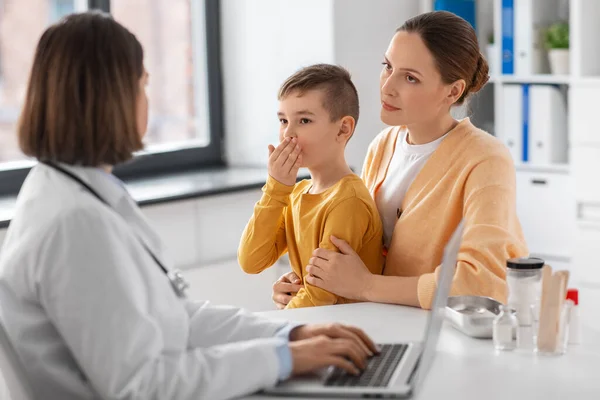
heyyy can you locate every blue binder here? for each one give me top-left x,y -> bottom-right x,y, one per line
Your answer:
522,84 -> 529,162
433,0 -> 476,29
501,0 -> 515,75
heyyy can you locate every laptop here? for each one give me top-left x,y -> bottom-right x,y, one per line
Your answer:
263,220 -> 465,398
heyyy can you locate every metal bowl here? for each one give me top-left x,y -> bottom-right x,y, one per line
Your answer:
445,296 -> 505,339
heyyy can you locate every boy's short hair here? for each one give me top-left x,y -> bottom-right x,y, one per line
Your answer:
18,11 -> 144,166
278,64 -> 359,124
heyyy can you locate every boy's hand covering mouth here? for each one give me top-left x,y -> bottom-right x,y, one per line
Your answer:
268,137 -> 302,186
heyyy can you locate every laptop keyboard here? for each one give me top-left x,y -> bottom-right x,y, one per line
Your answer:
324,343 -> 408,388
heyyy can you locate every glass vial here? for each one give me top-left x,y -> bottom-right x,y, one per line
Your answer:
493,305 -> 518,351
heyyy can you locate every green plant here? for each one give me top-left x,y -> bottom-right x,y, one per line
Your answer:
487,32 -> 494,45
545,21 -> 569,49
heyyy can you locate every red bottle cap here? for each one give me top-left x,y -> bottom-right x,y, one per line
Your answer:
566,288 -> 579,305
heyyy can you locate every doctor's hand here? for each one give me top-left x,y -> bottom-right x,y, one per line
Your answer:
272,271 -> 303,309
289,324 -> 378,356
268,137 -> 302,186
288,326 -> 377,376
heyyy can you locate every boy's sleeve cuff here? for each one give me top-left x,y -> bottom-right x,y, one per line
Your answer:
263,175 -> 295,203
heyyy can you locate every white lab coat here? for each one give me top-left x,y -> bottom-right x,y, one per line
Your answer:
0,163 -> 289,400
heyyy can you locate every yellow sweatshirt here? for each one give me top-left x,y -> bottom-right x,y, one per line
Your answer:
238,174 -> 384,308
361,118 -> 529,309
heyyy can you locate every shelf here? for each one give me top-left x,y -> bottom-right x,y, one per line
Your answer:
489,75 -> 600,86
490,75 -> 571,85
572,76 -> 600,86
515,163 -> 570,174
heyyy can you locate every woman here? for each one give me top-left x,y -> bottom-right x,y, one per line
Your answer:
273,11 -> 528,310
0,12 -> 376,400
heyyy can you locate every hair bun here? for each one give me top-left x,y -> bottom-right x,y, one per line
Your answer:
470,54 -> 490,94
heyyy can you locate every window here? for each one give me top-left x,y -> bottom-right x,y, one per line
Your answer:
111,0 -> 211,153
0,0 -> 223,195
0,0 -> 60,168
51,0 -> 87,22
0,1 -> 86,167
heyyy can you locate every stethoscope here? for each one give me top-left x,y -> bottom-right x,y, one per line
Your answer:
41,161 -> 190,298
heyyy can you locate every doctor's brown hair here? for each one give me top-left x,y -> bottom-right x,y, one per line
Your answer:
18,11 -> 145,166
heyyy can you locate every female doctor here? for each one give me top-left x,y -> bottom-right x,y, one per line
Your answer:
0,11 -> 376,400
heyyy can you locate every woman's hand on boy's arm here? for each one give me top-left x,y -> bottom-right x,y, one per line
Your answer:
305,198 -> 374,301
268,137 -> 302,186
306,237 -> 374,301
308,241 -> 421,307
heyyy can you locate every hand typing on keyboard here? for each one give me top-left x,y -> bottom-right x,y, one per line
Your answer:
325,344 -> 408,387
288,323 -> 379,377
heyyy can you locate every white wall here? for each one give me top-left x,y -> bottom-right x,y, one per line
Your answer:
221,0 -> 335,167
332,0 -> 420,170
222,0 -> 420,171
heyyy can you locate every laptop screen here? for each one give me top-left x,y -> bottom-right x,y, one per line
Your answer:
410,219 -> 464,394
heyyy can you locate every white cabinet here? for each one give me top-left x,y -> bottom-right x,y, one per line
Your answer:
142,200 -> 199,268
573,222 -> 600,286
142,189 -> 262,268
570,84 -> 600,147
572,147 -> 600,204
183,259 -> 280,312
516,170 -> 575,260
195,190 -> 262,265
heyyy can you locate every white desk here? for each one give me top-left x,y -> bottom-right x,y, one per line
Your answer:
248,297 -> 600,400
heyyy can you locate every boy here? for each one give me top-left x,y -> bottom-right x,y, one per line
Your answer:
238,64 -> 383,309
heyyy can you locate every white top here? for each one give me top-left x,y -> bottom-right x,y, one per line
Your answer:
253,300 -> 600,400
375,129 -> 448,247
0,163 -> 288,400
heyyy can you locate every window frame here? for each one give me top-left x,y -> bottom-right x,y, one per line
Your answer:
0,0 -> 224,196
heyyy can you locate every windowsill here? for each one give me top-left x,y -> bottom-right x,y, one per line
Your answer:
0,166 -> 309,229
